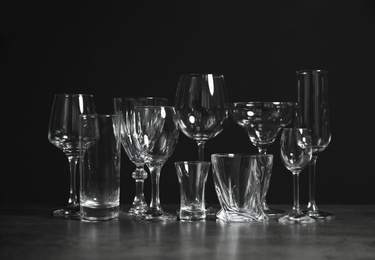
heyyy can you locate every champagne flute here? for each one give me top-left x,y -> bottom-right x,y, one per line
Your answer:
48,94 -> 96,218
174,73 -> 227,161
278,128 -> 315,224
295,69 -> 334,220
132,106 -> 180,221
113,97 -> 168,215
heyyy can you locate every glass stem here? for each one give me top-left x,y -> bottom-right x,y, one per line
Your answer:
307,155 -> 319,212
292,171 -> 302,214
197,141 -> 206,161
147,164 -> 163,215
257,145 -> 268,155
67,155 -> 79,209
257,145 -> 269,210
131,164 -> 148,212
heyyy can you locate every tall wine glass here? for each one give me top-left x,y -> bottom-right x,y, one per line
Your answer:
48,94 -> 96,218
278,128 -> 315,224
296,69 -> 333,220
228,101 -> 294,216
174,73 -> 227,161
113,97 -> 168,215
132,106 -> 180,221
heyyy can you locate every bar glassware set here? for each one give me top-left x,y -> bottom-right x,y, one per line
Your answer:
48,70 -> 332,223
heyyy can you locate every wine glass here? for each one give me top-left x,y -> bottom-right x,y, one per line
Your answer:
48,93 -> 96,218
228,101 -> 294,216
295,69 -> 334,220
278,127 -> 315,224
175,73 -> 227,217
174,73 -> 227,161
131,106 -> 180,221
113,97 -> 168,215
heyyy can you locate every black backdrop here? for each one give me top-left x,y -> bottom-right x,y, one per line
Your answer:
2,1 -> 375,206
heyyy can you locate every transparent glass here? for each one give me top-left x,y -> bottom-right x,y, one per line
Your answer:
48,93 -> 96,218
79,114 -> 121,222
295,69 -> 334,220
132,106 -> 180,221
278,128 -> 315,224
113,97 -> 168,215
228,101 -> 294,216
174,74 -> 227,161
211,153 -> 270,223
175,161 -> 210,222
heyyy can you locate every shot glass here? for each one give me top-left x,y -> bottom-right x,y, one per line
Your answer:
79,114 -> 121,221
211,153 -> 272,222
174,161 -> 210,222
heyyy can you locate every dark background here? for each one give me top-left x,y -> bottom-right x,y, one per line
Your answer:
2,1 -> 374,207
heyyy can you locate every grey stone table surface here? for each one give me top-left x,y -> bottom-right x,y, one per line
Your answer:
0,204 -> 374,260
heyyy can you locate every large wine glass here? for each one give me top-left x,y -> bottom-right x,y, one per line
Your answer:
228,101 -> 294,216
48,93 -> 96,218
174,73 -> 227,161
113,97 -> 168,215
295,69 -> 334,220
278,128 -> 315,224
131,106 -> 180,221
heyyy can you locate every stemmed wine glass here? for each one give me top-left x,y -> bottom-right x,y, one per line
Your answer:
278,128 -> 315,224
174,74 -> 227,161
228,101 -> 294,216
113,97 -> 168,215
48,93 -> 96,218
131,106 -> 180,221
295,69 -> 333,220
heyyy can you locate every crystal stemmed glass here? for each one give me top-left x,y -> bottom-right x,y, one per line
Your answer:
113,97 -> 168,215
228,101 -> 294,216
174,73 -> 227,161
278,127 -> 315,224
48,93 -> 96,218
131,106 -> 180,221
295,69 -> 334,220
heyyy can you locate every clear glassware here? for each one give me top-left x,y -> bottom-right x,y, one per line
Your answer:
48,93 -> 96,218
295,69 -> 334,220
131,106 -> 180,221
174,73 -> 227,161
278,128 -> 315,224
113,97 -> 168,215
228,101 -> 294,217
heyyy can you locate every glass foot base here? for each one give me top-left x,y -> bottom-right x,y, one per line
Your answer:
206,207 -> 219,220
303,210 -> 335,220
53,206 -> 80,219
278,212 -> 316,224
176,207 -> 219,221
120,205 -> 148,215
135,210 -> 177,222
264,207 -> 286,218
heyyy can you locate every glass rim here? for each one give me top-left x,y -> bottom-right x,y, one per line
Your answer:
211,153 -> 273,158
55,93 -> 94,97
113,96 -> 168,102
174,161 -> 211,165
79,114 -> 117,119
282,127 -> 311,132
134,105 -> 175,109
229,101 -> 295,106
296,69 -> 328,74
179,73 -> 224,78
